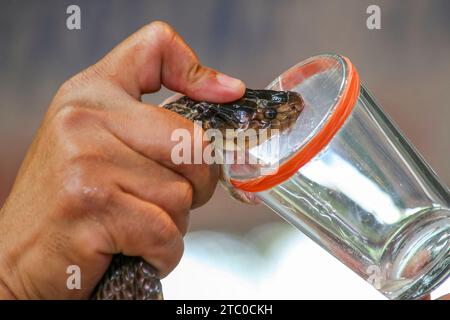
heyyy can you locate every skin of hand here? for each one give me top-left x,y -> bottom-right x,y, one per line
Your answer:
0,21 -> 245,299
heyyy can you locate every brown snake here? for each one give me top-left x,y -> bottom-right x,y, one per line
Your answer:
91,89 -> 304,300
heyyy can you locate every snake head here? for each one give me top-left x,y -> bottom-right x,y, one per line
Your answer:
163,89 -> 305,149
247,89 -> 304,132
195,89 -> 304,132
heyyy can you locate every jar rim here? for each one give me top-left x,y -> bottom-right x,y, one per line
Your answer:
231,54 -> 361,192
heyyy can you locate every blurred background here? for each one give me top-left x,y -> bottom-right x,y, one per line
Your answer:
0,0 -> 449,299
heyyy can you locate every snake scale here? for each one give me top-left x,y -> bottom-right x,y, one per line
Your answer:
92,89 -> 305,300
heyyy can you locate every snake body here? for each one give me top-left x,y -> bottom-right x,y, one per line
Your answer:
92,89 -> 304,300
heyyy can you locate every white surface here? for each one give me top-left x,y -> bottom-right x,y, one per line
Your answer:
164,223 -> 392,300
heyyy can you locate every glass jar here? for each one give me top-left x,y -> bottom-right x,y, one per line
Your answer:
220,54 -> 450,299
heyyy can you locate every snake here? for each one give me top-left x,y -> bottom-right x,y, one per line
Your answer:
91,88 -> 305,300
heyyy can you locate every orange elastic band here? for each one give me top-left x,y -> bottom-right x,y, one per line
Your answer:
231,56 -> 360,192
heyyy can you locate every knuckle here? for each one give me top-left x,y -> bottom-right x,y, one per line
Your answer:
52,103 -> 93,132
60,163 -> 115,212
164,240 -> 184,275
49,105 -> 105,152
143,21 -> 176,42
186,62 -> 205,86
192,164 -> 219,208
137,21 -> 177,51
48,105 -> 114,214
197,160 -> 218,182
176,182 -> 194,210
49,106 -> 99,161
151,211 -> 182,252
153,227 -> 184,276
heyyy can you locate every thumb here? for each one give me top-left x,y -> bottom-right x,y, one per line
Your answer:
92,21 -> 245,102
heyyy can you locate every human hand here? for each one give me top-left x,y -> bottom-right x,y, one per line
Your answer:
0,21 -> 245,299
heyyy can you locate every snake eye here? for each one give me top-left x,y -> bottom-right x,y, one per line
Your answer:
265,108 -> 277,120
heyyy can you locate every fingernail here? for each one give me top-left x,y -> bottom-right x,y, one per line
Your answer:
216,73 -> 243,90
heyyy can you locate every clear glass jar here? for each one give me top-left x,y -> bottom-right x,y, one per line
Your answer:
221,54 -> 450,299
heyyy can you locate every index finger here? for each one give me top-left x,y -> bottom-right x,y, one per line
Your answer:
85,21 -> 245,102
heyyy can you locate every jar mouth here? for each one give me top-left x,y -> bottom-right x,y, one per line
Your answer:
230,54 -> 361,192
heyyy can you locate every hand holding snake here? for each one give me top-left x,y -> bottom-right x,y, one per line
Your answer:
0,21 -> 303,300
